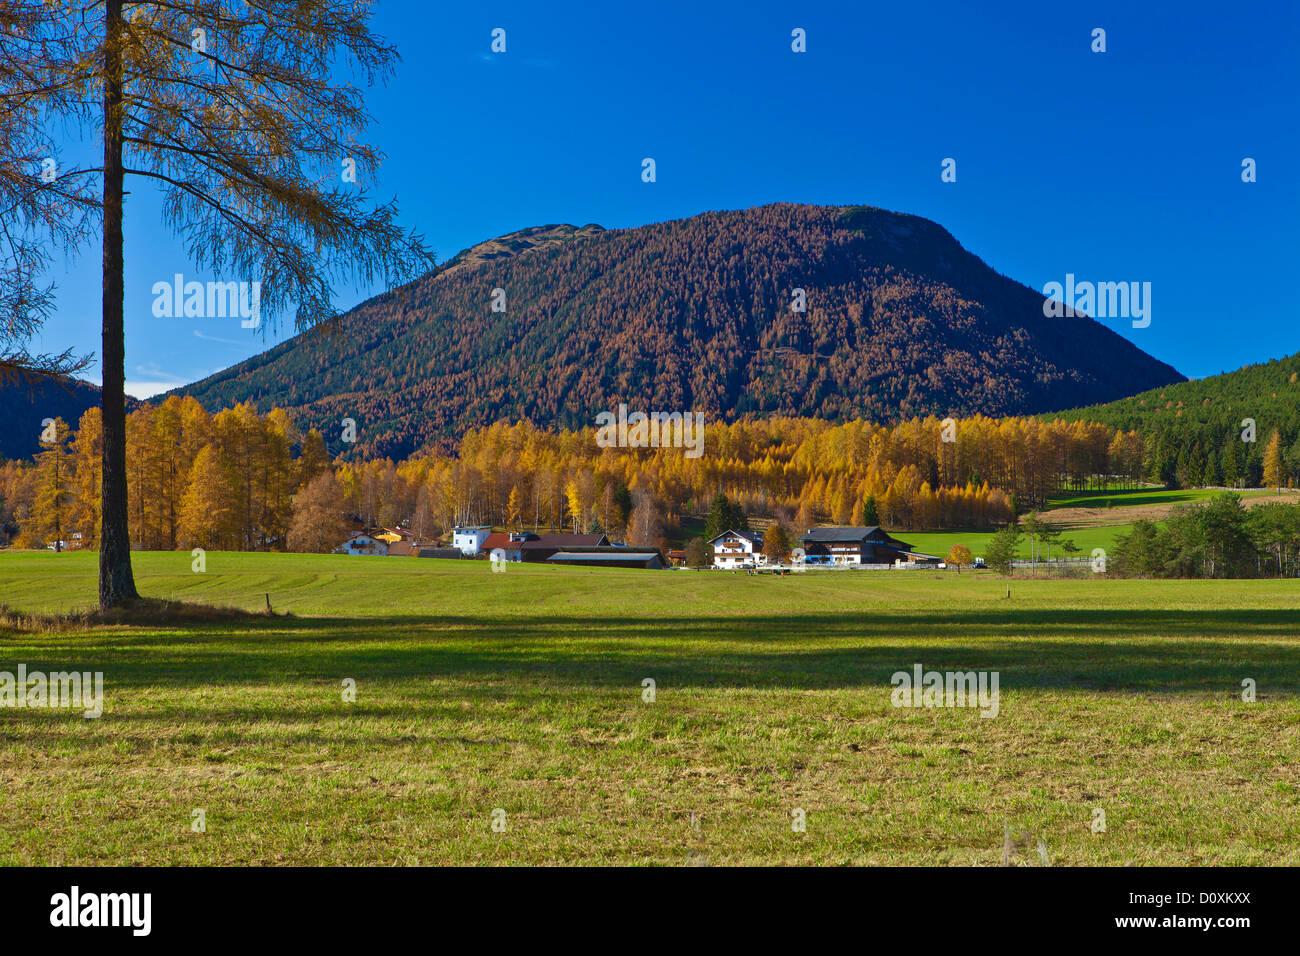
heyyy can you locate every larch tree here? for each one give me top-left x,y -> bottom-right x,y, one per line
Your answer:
946,543 -> 973,568
31,415 -> 73,549
261,407 -> 295,548
178,442 -> 233,549
626,489 -> 664,550
1262,430 -> 1284,491
69,405 -> 102,546
286,468 -> 346,553
761,523 -> 790,563
151,396 -> 185,549
1,0 -> 432,607
683,536 -> 713,568
295,427 -> 330,489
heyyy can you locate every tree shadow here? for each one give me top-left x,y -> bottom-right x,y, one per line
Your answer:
4,607 -> 1297,696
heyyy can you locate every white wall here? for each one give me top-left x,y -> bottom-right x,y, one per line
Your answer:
453,527 -> 490,556
711,534 -> 766,568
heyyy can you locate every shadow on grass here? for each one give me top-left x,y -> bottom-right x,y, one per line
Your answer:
2,608 -> 1298,696
0,597 -> 287,634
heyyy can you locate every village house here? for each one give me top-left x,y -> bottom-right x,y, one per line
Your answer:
338,531 -> 389,556
335,525 -> 437,557
374,527 -> 417,544
373,527 -> 420,556
452,526 -> 492,556
799,526 -> 916,566
475,532 -> 661,569
473,531 -> 612,562
478,531 -> 535,563
708,529 -> 765,569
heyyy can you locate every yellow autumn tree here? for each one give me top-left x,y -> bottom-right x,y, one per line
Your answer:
69,407 -> 103,548
1263,430 -> 1284,490
565,480 -> 583,533
178,445 -> 236,550
31,418 -> 73,551
946,544 -> 973,567
506,485 -> 522,528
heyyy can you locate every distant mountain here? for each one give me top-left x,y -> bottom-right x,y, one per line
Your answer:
0,376 -> 104,461
172,203 -> 1185,458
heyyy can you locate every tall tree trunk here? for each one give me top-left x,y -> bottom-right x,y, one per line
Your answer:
99,0 -> 139,609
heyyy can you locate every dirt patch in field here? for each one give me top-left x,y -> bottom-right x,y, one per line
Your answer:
1046,491 -> 1300,529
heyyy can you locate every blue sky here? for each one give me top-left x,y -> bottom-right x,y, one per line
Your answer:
34,0 -> 1300,397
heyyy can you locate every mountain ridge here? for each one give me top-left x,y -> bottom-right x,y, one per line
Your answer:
118,203 -> 1186,459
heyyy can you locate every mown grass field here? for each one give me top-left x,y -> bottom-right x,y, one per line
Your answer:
903,488 -> 1299,561
1045,487 -> 1280,510
901,525 -> 1124,562
1,550 -> 1297,866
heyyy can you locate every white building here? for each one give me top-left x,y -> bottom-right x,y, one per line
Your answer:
452,526 -> 492,557
708,529 -> 766,569
339,532 -> 388,556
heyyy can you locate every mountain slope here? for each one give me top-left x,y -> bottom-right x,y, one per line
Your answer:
0,376 -> 105,461
1053,352 -> 1300,434
174,203 -> 1184,458
1052,352 -> 1300,487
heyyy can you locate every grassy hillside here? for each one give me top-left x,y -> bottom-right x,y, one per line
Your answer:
1,551 -> 1296,865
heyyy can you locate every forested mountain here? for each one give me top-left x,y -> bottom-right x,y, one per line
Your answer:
0,376 -> 109,461
172,203 -> 1185,459
1053,352 -> 1300,488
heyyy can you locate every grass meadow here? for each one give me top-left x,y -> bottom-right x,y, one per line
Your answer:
900,525 -> 1124,562
1,550 -> 1297,866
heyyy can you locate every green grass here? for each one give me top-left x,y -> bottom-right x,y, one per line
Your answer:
1,550 -> 1297,866
1045,487 -> 1279,510
901,526 -> 1127,561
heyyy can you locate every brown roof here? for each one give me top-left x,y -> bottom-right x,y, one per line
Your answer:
519,533 -> 608,549
480,532 -> 514,552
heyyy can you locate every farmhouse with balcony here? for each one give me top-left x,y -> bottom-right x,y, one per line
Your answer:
708,529 -> 765,569
799,526 -> 914,566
